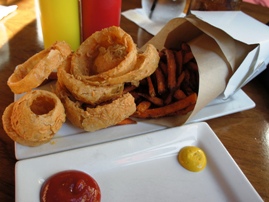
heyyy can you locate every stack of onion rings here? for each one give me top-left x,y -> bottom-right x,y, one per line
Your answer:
3,26 -> 160,145
56,26 -> 160,131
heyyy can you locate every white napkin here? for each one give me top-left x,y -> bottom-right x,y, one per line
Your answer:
122,8 -> 186,36
0,5 -> 18,20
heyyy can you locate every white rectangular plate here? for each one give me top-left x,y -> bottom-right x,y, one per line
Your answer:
188,87 -> 255,122
15,122 -> 262,202
14,83 -> 255,160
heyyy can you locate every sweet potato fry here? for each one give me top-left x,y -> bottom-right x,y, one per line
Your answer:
183,51 -> 194,64
168,103 -> 196,116
131,43 -> 198,119
180,70 -> 190,94
159,61 -> 168,76
181,42 -> 191,52
136,101 -> 151,112
164,91 -> 173,105
129,91 -> 140,100
133,93 -> 197,118
187,61 -> 198,72
138,93 -> 164,106
116,118 -> 137,125
154,67 -> 166,95
175,50 -> 183,75
139,78 -> 148,86
147,76 -> 156,97
176,71 -> 185,88
159,49 -> 166,59
124,84 -> 137,93
165,49 -> 177,90
173,89 -> 187,100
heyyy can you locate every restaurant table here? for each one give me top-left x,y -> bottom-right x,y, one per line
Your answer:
0,0 -> 269,201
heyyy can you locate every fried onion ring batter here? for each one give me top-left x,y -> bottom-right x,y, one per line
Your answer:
2,90 -> 66,146
58,55 -> 124,105
7,41 -> 71,94
71,26 -> 138,84
71,27 -> 159,86
57,26 -> 160,106
55,82 -> 136,132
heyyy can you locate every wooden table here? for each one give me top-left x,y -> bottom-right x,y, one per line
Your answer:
0,0 -> 269,201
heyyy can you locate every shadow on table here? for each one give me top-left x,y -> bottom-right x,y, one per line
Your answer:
0,19 -> 43,202
257,65 -> 269,91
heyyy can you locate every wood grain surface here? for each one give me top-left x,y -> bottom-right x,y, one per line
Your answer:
0,0 -> 268,201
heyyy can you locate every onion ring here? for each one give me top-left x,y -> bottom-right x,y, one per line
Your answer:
70,26 -> 138,84
55,82 -> 136,132
58,27 -> 159,105
76,44 -> 160,87
2,103 -> 50,146
57,55 -> 124,105
93,44 -> 160,86
2,90 -> 66,146
7,41 -> 72,94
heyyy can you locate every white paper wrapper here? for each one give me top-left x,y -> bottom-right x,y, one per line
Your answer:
139,11 -> 269,127
188,11 -> 269,99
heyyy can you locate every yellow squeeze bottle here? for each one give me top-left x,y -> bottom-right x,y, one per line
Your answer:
38,0 -> 80,50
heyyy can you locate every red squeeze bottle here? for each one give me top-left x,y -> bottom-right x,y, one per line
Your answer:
80,0 -> 122,41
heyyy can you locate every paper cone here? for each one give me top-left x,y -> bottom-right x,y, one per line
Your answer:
139,11 -> 269,127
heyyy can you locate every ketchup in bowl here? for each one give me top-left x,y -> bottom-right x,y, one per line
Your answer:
40,170 -> 101,202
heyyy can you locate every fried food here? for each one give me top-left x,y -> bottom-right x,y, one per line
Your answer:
2,103 -> 49,146
2,90 -> 66,146
116,118 -> 137,125
55,26 -> 159,131
58,55 -> 124,105
7,41 -> 72,94
55,82 -> 136,132
3,26 -> 162,147
131,42 -> 199,119
133,93 -> 197,118
57,26 -> 159,108
71,26 -> 138,84
70,26 -> 159,87
96,44 -> 159,86
165,49 -> 177,91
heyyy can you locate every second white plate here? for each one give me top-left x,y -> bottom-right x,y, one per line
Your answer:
15,122 -> 262,202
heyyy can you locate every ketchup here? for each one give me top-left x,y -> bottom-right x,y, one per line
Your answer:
40,170 -> 101,202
